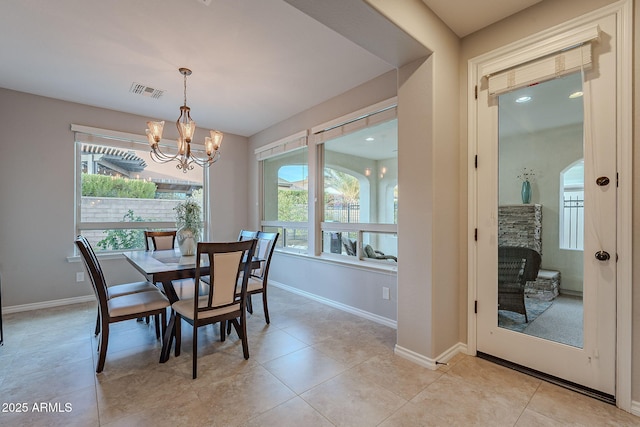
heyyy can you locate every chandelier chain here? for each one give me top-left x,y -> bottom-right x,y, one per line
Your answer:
183,72 -> 188,107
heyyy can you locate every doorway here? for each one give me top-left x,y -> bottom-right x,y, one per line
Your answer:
468,1 -> 632,405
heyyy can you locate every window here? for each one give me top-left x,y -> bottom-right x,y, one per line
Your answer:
259,132 -> 308,252
257,100 -> 398,265
560,159 -> 584,250
317,111 -> 398,262
74,126 -> 206,253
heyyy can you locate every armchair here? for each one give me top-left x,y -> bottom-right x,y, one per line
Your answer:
498,246 -> 541,322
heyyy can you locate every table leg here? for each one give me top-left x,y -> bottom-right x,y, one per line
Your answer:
160,311 -> 175,363
157,279 -> 181,363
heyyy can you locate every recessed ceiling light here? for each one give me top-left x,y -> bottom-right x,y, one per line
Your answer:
515,96 -> 532,103
365,137 -> 375,142
569,91 -> 583,99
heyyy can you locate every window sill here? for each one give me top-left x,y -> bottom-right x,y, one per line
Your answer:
274,249 -> 398,274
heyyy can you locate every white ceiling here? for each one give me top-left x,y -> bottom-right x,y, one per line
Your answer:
0,0 -> 541,138
422,0 -> 543,37
499,73 -> 583,138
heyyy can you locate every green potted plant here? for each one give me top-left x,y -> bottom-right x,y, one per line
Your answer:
174,198 -> 202,256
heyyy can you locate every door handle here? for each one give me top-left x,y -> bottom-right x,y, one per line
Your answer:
595,251 -> 610,261
596,176 -> 610,186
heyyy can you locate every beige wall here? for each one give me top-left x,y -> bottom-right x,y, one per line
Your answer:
460,0 -> 637,405
366,0 -> 462,361
249,72 -> 400,323
250,0 -> 463,360
0,88 -> 249,307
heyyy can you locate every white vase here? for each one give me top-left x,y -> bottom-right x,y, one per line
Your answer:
177,227 -> 198,256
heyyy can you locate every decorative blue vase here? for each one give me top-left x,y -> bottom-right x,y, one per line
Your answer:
521,180 -> 531,204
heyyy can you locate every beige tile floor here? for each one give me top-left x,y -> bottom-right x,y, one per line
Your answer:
0,286 -> 638,426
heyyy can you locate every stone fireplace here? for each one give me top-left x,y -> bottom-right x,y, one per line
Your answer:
498,204 -> 559,300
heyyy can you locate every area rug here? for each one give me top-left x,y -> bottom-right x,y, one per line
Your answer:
498,297 -> 553,333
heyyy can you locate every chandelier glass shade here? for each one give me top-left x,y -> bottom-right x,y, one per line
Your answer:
146,68 -> 223,172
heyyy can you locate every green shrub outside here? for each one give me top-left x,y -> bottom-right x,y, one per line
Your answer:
96,210 -> 146,251
82,173 -> 156,199
278,190 -> 307,222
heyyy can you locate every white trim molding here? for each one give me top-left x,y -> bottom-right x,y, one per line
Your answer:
395,342 -> 468,371
4,295 -> 95,314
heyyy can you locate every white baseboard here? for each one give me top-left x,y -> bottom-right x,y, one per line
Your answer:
630,400 -> 640,417
395,342 -> 467,370
4,295 -> 95,314
270,280 -> 397,329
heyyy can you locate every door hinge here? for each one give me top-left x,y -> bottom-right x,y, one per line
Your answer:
474,300 -> 478,314
474,85 -> 478,99
474,228 -> 478,241
616,172 -> 619,187
474,155 -> 478,168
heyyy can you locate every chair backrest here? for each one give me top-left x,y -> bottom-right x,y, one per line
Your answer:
194,239 -> 257,318
75,236 -> 109,315
498,246 -> 542,286
145,230 -> 177,251
342,237 -> 357,256
237,229 -> 259,241
253,231 -> 279,281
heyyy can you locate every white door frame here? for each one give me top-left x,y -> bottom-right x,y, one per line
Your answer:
466,0 -> 632,411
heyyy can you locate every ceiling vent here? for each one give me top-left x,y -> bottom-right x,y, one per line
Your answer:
129,82 -> 164,99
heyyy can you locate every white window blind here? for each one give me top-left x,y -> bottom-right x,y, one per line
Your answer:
488,43 -> 593,96
311,104 -> 397,145
255,130 -> 308,161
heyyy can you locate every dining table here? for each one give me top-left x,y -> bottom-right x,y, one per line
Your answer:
123,248 -> 263,362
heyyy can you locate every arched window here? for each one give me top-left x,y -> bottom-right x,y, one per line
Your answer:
559,159 -> 584,250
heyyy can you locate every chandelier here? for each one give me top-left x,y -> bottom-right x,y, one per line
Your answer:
145,68 -> 223,172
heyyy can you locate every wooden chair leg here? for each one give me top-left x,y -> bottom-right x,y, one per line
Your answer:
192,325 -> 198,379
96,321 -> 109,373
154,314 -> 161,339
175,316 -> 181,357
240,314 -> 249,360
220,321 -> 226,342
246,295 -> 253,314
262,291 -> 270,324
94,312 -> 100,336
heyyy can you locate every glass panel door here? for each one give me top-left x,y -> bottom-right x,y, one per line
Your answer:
497,73 -> 584,348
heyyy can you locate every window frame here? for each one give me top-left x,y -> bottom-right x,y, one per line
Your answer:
559,159 -> 584,251
73,124 -> 209,254
257,99 -> 398,267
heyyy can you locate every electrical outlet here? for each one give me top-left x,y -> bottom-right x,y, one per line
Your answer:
76,272 -> 84,282
382,286 -> 390,300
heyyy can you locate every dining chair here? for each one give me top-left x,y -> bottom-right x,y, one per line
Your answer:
237,229 -> 258,241
142,230 -> 177,325
77,235 -> 162,337
144,230 -> 177,251
75,236 -> 170,373
170,239 -> 257,379
498,246 -> 542,322
244,231 -> 279,324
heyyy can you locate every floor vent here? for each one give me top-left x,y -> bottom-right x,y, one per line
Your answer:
129,83 -> 164,99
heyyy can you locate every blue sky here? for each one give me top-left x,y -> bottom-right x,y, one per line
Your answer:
279,165 -> 308,182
